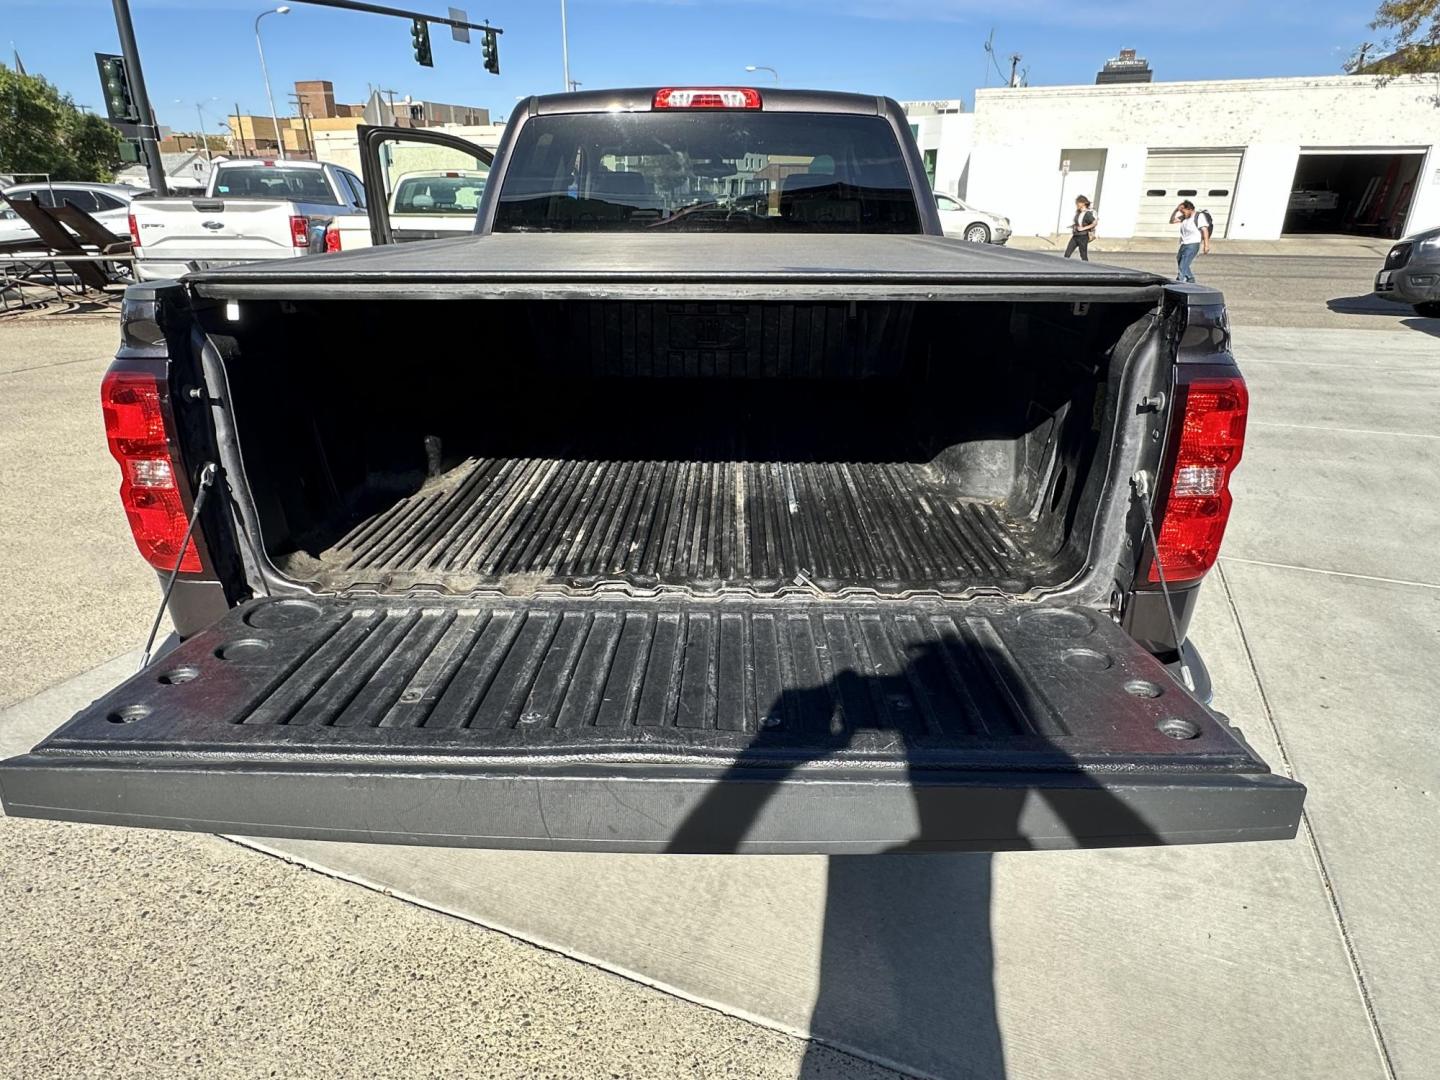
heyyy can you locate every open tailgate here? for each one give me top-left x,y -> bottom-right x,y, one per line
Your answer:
0,597 -> 1303,853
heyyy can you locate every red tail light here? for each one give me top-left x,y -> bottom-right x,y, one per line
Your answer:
1148,376 -> 1248,584
290,214 -> 310,248
653,87 -> 762,110
127,211 -> 141,248
101,370 -> 201,573
323,226 -> 342,253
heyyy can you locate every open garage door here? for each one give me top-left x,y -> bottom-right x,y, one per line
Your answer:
1135,149 -> 1243,238
1283,149 -> 1424,238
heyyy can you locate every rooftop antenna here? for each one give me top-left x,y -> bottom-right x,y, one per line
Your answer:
1009,52 -> 1023,88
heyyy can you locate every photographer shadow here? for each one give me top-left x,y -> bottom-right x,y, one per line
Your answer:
666,640 -> 1159,1078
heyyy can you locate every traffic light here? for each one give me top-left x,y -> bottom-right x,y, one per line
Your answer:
94,53 -> 140,125
482,27 -> 499,75
411,18 -> 433,67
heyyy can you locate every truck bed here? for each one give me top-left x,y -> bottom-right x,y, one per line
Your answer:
310,455 -> 1031,595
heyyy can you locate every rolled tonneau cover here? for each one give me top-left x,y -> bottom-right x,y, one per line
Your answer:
185,233 -> 1169,302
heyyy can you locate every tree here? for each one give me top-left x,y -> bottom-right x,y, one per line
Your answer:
1349,0 -> 1440,74
0,65 -> 123,182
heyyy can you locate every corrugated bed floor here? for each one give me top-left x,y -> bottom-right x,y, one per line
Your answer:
302,456 -> 1037,595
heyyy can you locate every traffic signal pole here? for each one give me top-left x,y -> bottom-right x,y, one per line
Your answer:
111,0 -> 167,194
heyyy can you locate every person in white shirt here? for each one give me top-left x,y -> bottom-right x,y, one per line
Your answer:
1169,200 -> 1210,283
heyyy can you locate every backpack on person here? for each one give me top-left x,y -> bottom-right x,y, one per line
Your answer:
1194,209 -> 1215,236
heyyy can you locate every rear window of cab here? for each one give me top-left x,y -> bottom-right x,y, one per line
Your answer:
494,112 -> 921,233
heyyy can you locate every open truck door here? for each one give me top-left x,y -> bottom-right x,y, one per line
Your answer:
357,125 -> 494,246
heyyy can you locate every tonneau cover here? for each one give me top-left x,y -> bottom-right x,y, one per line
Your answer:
186,234 -> 1168,302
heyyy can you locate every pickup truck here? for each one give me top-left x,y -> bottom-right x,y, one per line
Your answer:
0,88 -> 1305,853
129,158 -> 368,281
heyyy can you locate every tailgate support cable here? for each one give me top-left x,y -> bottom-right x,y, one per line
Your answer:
141,462 -> 217,669
1132,469 -> 1194,692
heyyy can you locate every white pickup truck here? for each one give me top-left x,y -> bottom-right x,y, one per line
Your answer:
129,158 -> 368,281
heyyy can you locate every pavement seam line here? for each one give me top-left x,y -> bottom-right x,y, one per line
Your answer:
217,835 -> 924,1080
0,354 -> 113,377
1248,420 -> 1440,441
1233,358 -> 1440,372
1220,556 -> 1440,591
1217,562 -> 1398,1080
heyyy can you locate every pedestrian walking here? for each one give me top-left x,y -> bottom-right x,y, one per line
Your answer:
1170,200 -> 1211,282
1064,195 -> 1097,261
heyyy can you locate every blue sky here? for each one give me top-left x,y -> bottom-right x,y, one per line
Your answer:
7,0 -> 1376,133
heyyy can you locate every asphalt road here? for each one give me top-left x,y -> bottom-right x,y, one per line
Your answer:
1,257 -> 1437,1079
1100,251 -> 1435,331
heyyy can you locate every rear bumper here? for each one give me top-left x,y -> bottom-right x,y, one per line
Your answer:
134,259 -> 192,282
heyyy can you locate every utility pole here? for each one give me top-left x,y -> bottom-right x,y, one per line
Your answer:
110,0 -> 167,194
560,0 -> 571,93
288,93 -> 315,158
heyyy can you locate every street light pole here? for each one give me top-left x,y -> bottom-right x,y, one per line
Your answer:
560,0 -> 571,93
110,0 -> 168,194
744,65 -> 780,85
254,6 -> 291,160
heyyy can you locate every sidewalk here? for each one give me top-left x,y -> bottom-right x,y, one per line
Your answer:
1009,233 -> 1392,257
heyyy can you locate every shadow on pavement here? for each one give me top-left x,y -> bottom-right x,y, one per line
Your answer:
1327,293 -> 1410,316
665,642 -> 1159,1078
1326,294 -> 1440,336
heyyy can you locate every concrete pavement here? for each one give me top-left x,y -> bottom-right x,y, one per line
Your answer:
0,315 -> 169,711
3,259 -> 1438,1077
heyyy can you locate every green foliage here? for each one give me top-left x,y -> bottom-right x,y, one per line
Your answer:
0,66 -> 124,182
1350,0 -> 1440,74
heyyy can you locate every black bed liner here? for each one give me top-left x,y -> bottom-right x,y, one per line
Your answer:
294,457 -> 1036,596
0,596 -> 1303,852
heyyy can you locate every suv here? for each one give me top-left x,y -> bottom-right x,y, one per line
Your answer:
1375,227 -> 1440,317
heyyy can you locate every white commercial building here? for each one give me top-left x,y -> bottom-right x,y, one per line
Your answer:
956,74 -> 1440,240
900,100 -> 974,199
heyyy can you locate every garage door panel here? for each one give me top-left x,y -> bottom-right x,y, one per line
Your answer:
1136,150 -> 1243,237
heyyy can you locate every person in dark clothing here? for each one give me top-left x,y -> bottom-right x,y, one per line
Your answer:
1064,195 -> 1096,260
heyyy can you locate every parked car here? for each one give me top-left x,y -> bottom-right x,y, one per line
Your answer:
1374,227 -> 1440,317
0,87 -> 1303,853
0,181 -> 146,245
325,163 -> 492,251
934,192 -> 1011,244
127,158 -> 368,280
